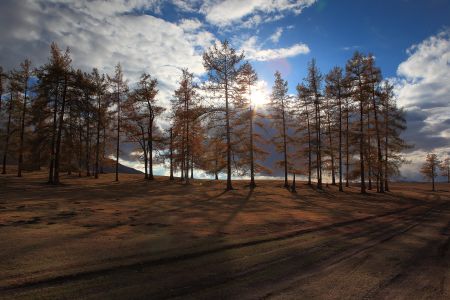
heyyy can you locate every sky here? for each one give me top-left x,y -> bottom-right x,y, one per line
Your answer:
0,0 -> 449,180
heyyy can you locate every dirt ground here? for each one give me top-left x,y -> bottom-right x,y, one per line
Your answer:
0,169 -> 449,299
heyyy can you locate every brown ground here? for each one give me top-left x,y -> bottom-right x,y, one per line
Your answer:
0,169 -> 449,299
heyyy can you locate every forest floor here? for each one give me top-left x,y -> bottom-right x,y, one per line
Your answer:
0,169 -> 449,299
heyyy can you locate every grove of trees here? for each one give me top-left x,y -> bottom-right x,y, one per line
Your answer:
0,41 -> 409,193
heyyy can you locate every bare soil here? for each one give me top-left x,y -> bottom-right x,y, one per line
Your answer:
0,169 -> 449,299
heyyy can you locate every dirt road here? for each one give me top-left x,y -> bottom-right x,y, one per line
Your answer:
0,171 -> 449,299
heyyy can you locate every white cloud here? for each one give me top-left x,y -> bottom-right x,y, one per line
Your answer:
269,27 -> 283,43
179,18 -> 203,32
394,30 -> 450,179
199,0 -> 317,27
241,36 -> 310,61
0,0 -> 218,111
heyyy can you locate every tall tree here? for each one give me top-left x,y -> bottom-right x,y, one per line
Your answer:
325,67 -> 345,191
2,82 -> 16,174
346,52 -> 367,193
380,81 -> 409,191
91,68 -> 107,179
268,71 -> 290,188
365,55 -> 384,192
237,62 -> 260,188
136,73 -> 162,180
296,83 -> 312,185
14,59 -> 32,177
36,42 -> 72,184
108,63 -> 128,182
306,59 -> 323,189
203,40 -> 244,190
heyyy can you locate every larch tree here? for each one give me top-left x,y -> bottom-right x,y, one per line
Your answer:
380,80 -> 409,191
365,54 -> 384,192
13,59 -> 32,177
296,83 -> 312,185
108,63 -> 128,182
306,59 -> 323,189
2,78 -> 17,174
325,67 -> 345,191
439,157 -> 450,183
236,61 -> 268,188
91,68 -> 108,179
420,153 -> 439,191
36,42 -> 72,184
134,73 -> 163,180
172,69 -> 200,183
203,40 -> 244,190
268,71 -> 290,188
346,52 -> 368,193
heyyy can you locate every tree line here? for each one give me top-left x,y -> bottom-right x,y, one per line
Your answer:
0,41 -> 409,193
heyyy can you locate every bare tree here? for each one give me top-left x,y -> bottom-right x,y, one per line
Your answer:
420,153 -> 439,191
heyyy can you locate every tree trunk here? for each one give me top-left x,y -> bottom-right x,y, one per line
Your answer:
384,99 -> 390,191
169,128 -> 174,180
359,95 -> 366,194
315,96 -> 322,189
85,100 -> 91,177
17,81 -> 28,177
249,103 -> 256,188
338,90 -> 343,191
225,72 -> 233,190
94,94 -> 101,179
2,93 -> 13,174
48,84 -> 59,183
345,99 -> 350,188
305,102 -> 312,185
115,84 -> 120,182
53,75 -> 68,184
148,118 -> 154,180
281,97 -> 289,188
326,103 -> 335,185
367,110 -> 372,190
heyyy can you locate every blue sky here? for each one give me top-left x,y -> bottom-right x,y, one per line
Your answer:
0,0 -> 449,179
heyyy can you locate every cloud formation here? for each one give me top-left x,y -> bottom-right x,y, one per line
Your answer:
241,36 -> 310,61
394,30 -> 450,179
198,0 -> 316,27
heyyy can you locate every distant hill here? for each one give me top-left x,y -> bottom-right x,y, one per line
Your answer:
102,159 -> 143,174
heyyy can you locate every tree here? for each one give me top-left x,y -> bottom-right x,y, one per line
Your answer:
420,153 -> 439,191
236,62 -> 268,188
203,40 -> 244,190
346,52 -> 368,193
296,83 -> 312,185
325,67 -> 345,191
380,80 -> 409,191
2,80 -> 16,174
365,55 -> 384,192
268,71 -> 290,188
172,69 -> 200,183
439,157 -> 450,183
306,59 -> 323,189
13,59 -> 32,177
36,42 -> 72,184
136,73 -> 162,180
108,63 -> 128,182
91,68 -> 108,179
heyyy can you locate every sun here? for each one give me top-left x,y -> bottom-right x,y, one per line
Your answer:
249,80 -> 270,108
